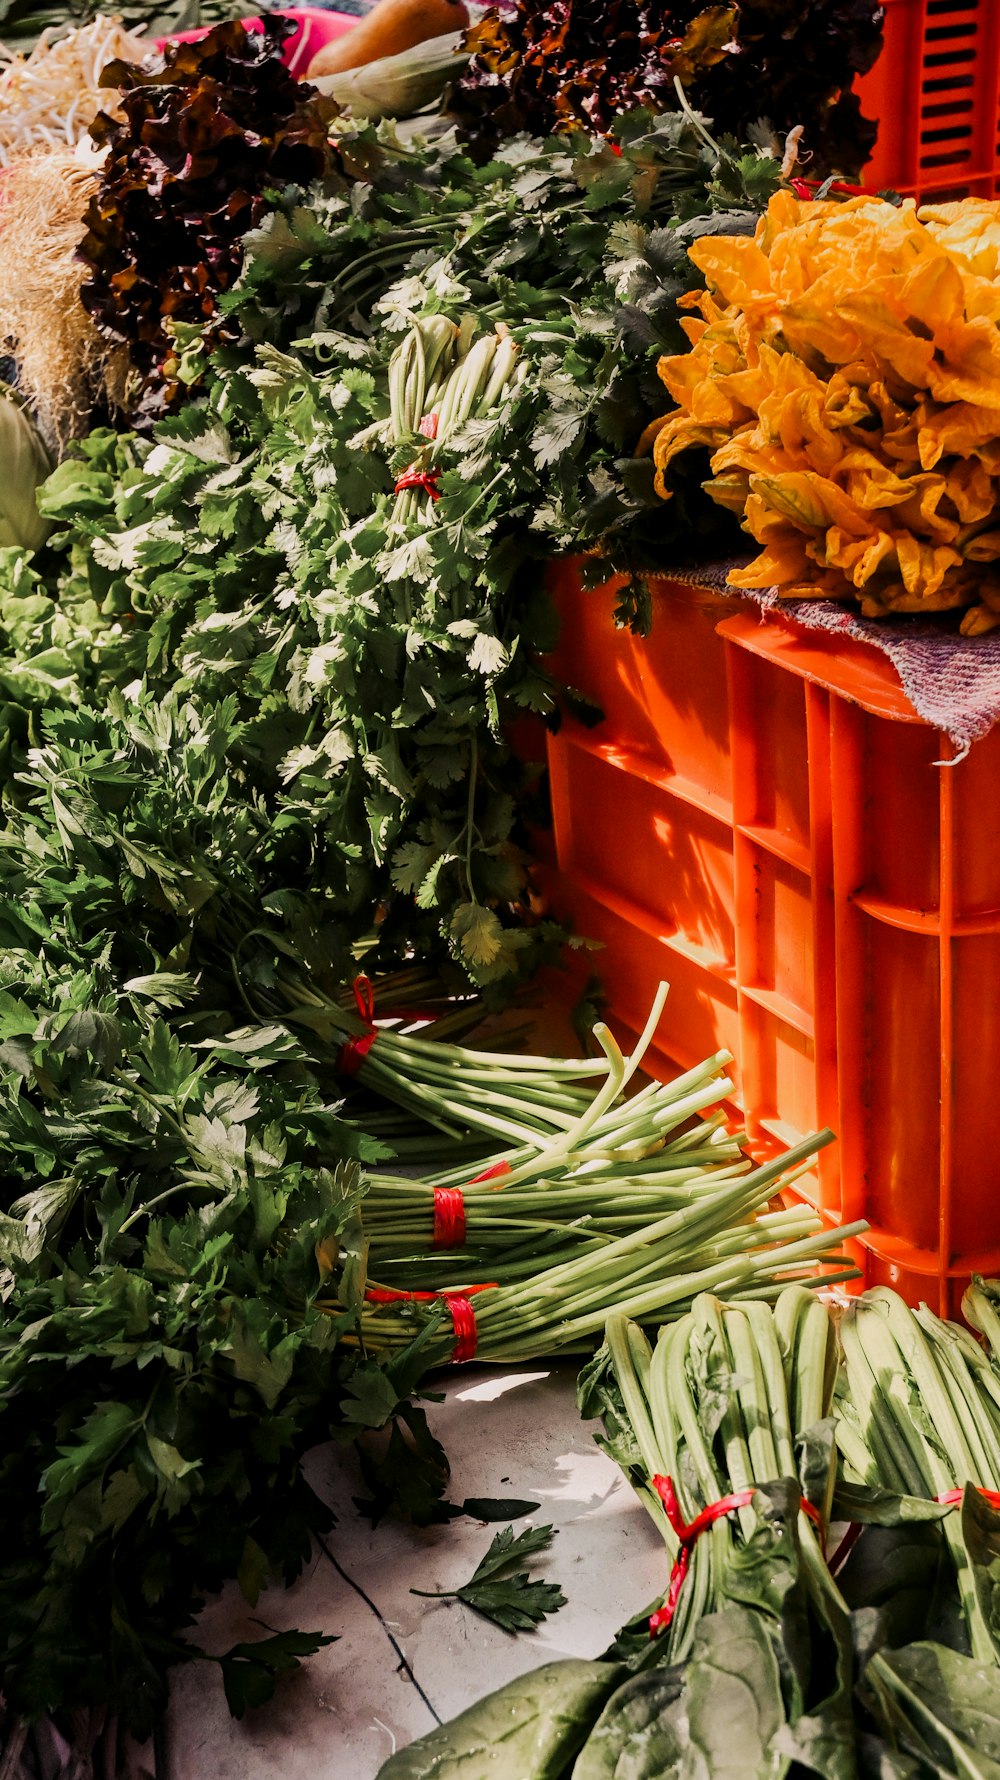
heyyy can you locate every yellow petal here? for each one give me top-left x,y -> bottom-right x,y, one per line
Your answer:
687,234 -> 775,312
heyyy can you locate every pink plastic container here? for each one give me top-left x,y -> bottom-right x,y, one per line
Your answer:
157,8 -> 358,78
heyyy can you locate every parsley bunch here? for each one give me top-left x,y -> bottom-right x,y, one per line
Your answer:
0,925 -> 407,1737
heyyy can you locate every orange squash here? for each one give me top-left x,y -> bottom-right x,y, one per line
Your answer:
307,0 -> 470,79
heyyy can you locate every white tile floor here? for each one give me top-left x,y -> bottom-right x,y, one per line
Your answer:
166,1363 -> 664,1779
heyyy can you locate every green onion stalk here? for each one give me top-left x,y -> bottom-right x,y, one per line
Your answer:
362,988 -> 750,1288
366,311 -> 526,625
343,1104 -> 864,1365
227,944 -> 615,1155
291,979 -> 612,1149
582,1286 -> 847,1664
837,1286 -> 1000,1665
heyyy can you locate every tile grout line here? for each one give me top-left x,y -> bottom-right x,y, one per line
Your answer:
314,1535 -> 442,1727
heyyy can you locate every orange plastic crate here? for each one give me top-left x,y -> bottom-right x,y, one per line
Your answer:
857,0 -> 1000,200
543,562 -> 1000,1318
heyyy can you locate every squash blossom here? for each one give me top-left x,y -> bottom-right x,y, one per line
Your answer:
646,191 -> 1000,636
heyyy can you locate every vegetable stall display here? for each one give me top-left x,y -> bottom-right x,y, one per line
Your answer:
3,5 -> 1000,1777
0,50 -> 784,991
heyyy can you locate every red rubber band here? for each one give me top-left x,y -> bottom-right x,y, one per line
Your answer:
363,1282 -> 496,1363
789,177 -> 869,201
448,1295 -> 479,1363
352,974 -> 375,1022
419,411 -> 439,440
365,1286 -> 439,1304
648,1475 -> 825,1637
431,1162 -> 513,1250
936,1486 -> 1000,1512
394,465 -> 441,501
364,1282 -> 496,1305
336,1029 -> 378,1078
337,974 -> 378,1076
469,1160 -> 512,1187
433,1187 -> 466,1249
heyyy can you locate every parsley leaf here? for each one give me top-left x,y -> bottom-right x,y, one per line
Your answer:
217,1629 -> 337,1720
411,1523 -> 566,1633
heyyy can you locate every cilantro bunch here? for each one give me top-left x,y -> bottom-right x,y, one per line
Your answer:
24,346 -> 564,986
230,107 -> 780,604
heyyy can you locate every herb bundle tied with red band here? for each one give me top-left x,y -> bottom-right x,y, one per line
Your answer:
450,0 -> 884,179
78,18 -> 338,421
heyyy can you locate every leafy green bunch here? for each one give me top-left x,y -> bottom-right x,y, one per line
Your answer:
0,679 -> 561,1747
215,104 -> 781,641
380,1285 -> 1000,1780
232,108 -> 782,350
2,1164 -> 354,1734
7,338 -> 548,982
0,111 -> 781,989
232,106 -> 782,584
0,688 -> 421,1735
12,319 -> 569,987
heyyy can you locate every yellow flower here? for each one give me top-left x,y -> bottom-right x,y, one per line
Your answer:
645,188 -> 1000,623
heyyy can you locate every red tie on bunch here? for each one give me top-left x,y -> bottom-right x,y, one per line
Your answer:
335,971 -> 455,1076
935,1485 -> 1000,1511
364,1282 -> 497,1363
433,1160 -> 513,1249
789,178 -> 869,200
336,974 -> 378,1077
647,1475 -> 824,1638
395,411 -> 442,500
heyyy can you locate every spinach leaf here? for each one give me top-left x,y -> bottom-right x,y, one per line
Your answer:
376,1660 -> 626,1780
864,1643 -> 1000,1780
572,1666 -> 687,1780
685,1608 -> 788,1780
960,1485 -> 1000,1664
